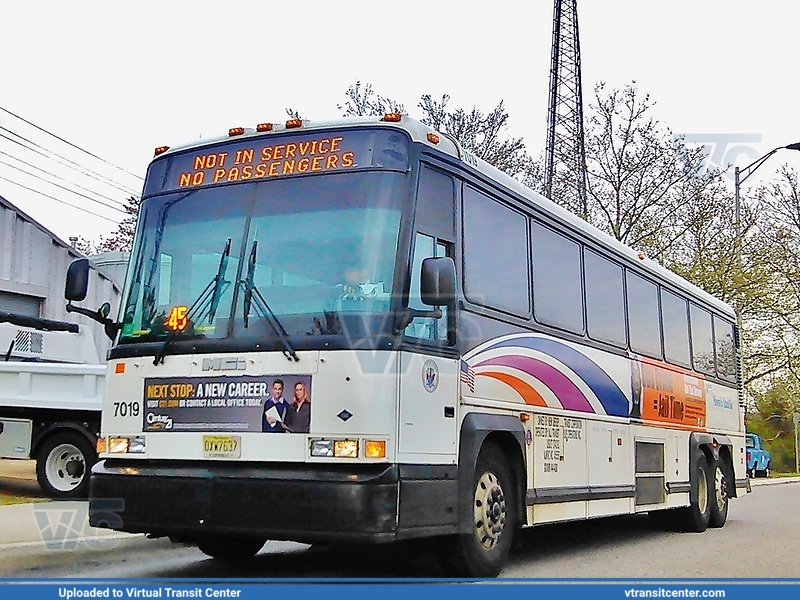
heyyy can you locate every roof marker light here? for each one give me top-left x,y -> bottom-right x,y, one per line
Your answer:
229,127 -> 245,137
256,123 -> 273,132
382,112 -> 402,122
286,119 -> 303,129
154,146 -> 169,157
427,132 -> 440,144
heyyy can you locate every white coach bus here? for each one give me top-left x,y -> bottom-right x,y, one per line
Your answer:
65,114 -> 746,577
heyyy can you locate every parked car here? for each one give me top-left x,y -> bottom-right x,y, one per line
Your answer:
746,433 -> 771,478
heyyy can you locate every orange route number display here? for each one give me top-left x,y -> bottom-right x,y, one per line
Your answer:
166,306 -> 189,332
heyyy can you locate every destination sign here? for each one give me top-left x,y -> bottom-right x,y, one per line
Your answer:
143,128 -> 409,195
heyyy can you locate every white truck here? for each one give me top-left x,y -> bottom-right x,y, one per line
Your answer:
0,312 -> 104,498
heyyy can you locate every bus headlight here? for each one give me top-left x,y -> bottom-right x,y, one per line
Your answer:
310,439 -> 334,457
128,437 -> 146,453
334,439 -> 358,458
108,437 -> 129,454
310,439 -> 360,458
107,436 -> 146,454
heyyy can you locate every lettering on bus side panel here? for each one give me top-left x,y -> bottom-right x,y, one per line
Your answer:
534,415 -> 585,476
636,357 -> 707,429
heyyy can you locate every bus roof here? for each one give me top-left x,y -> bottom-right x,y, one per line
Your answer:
154,115 -> 734,318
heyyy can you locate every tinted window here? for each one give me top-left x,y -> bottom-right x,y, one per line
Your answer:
416,166 -> 455,238
463,187 -> 530,316
714,316 -> 736,381
690,304 -> 715,375
661,289 -> 691,367
626,272 -> 661,357
532,223 -> 584,333
584,250 -> 625,345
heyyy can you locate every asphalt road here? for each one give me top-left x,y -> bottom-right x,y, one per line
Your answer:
0,480 -> 797,579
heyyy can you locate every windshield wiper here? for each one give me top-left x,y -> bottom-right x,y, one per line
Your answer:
240,240 -> 299,362
153,238 -> 232,365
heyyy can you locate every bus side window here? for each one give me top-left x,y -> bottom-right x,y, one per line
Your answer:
405,233 -> 450,342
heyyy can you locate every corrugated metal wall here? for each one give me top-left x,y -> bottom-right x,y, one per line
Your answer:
0,197 -> 122,362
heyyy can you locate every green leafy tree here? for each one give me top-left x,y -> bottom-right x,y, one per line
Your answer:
747,383 -> 799,472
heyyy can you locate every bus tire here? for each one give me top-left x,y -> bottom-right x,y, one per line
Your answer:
678,454 -> 712,532
35,432 -> 96,499
443,443 -> 516,578
197,536 -> 266,561
708,459 -> 729,528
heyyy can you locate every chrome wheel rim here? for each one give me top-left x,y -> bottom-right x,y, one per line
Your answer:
473,470 -> 506,549
45,443 -> 85,492
697,465 -> 709,514
714,465 -> 727,510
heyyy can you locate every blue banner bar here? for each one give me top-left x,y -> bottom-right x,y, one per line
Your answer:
1,582 -> 800,600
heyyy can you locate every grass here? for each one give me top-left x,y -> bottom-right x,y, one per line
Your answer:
0,492 -> 50,506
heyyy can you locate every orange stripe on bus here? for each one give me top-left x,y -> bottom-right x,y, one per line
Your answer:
479,371 -> 547,406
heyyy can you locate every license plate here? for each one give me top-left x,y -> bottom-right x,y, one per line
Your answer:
202,435 -> 241,458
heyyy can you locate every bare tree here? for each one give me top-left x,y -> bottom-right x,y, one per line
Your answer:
417,95 -> 531,178
338,81 -> 405,117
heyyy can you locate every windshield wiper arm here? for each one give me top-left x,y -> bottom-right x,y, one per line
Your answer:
240,240 -> 299,362
153,238 -> 232,365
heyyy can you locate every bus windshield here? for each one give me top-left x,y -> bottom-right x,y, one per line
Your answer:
120,170 -> 405,343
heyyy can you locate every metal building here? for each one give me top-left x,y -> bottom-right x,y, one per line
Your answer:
0,195 -> 123,363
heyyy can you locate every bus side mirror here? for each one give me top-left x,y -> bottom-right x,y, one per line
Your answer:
420,257 -> 456,306
65,259 -> 90,302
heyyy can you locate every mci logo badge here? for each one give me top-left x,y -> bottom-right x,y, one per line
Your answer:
202,357 -> 246,372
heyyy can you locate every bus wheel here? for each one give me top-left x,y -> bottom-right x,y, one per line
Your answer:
678,454 -> 712,532
708,459 -> 729,528
36,432 -> 96,498
196,536 -> 266,561
444,443 -> 516,578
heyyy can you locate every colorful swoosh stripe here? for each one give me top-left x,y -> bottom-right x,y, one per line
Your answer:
465,335 -> 629,417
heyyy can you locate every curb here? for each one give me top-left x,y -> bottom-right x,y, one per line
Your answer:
749,477 -> 800,486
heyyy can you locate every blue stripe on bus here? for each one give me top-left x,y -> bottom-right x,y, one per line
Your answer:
481,336 -> 630,417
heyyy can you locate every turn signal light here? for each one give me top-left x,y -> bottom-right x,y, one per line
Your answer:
96,437 -> 107,454
365,440 -> 386,459
154,146 -> 169,156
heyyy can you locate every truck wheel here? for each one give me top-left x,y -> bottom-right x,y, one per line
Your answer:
677,454 -> 711,532
36,432 -> 96,498
708,459 -> 729,528
197,536 -> 266,561
442,443 -> 516,578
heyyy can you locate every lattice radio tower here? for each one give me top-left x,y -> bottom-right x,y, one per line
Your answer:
544,0 -> 588,219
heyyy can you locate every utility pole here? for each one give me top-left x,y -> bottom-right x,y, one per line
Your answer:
793,412 -> 799,474
544,0 -> 588,220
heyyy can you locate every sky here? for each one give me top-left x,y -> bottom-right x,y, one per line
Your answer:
0,0 -> 799,245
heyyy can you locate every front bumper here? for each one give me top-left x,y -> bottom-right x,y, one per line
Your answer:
89,459 -> 399,544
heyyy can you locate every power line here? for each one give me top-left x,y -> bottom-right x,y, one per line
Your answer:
0,176 -> 119,223
0,158 -> 127,216
0,127 -> 140,197
0,148 -> 128,209
0,104 -> 144,182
